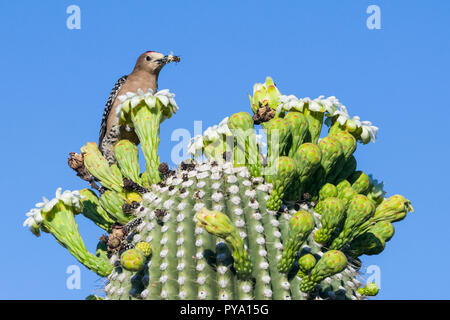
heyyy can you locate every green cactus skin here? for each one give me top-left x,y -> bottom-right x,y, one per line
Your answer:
349,171 -> 370,194
278,210 -> 315,273
266,156 -> 296,211
329,195 -> 375,250
300,250 -> 348,293
256,189 -> 291,299
285,112 -> 309,158
98,162 -> 364,300
314,197 -> 346,245
297,253 -> 316,278
228,112 -> 262,176
79,189 -> 115,232
114,139 -> 142,184
28,153 -> 410,300
81,142 -> 123,193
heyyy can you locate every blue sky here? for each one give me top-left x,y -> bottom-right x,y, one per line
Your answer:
1,0 -> 449,299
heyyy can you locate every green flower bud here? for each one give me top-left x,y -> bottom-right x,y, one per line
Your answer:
330,195 -> 375,250
347,231 -> 385,258
293,143 -> 322,197
135,242 -> 152,257
357,283 -> 379,296
248,77 -> 282,113
300,250 -> 347,293
370,220 -> 395,242
228,112 -> 261,176
348,221 -> 395,258
350,171 -> 370,194
308,136 -> 343,196
314,197 -> 346,245
331,131 -> 357,160
334,155 -> 357,183
195,208 -> 234,239
99,190 -> 132,225
297,253 -> 316,278
228,112 -> 254,131
79,189 -> 115,231
319,183 -> 338,200
278,210 -> 315,273
338,186 -> 358,208
195,208 -> 253,278
36,193 -> 113,277
120,248 -> 146,272
317,136 -> 344,176
114,139 -> 142,184
326,131 -> 356,183
265,117 -> 291,164
81,142 -> 123,193
373,195 -> 414,223
285,111 -> 309,158
266,156 -> 297,211
303,108 -> 324,144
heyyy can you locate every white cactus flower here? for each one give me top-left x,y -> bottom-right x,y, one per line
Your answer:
217,117 -> 232,136
360,120 -> 379,142
187,135 -> 204,156
278,94 -> 301,113
204,125 -> 220,142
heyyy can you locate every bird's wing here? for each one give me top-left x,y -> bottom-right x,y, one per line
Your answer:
98,75 -> 128,147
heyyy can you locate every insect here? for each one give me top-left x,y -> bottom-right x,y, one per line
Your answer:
154,209 -> 168,219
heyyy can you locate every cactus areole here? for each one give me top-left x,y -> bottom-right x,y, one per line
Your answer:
24,77 -> 413,300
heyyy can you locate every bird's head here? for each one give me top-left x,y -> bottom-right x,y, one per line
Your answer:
134,51 -> 180,75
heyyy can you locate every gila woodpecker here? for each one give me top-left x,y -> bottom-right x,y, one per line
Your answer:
99,51 -> 179,163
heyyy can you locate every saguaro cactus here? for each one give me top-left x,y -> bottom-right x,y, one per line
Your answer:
24,78 -> 414,300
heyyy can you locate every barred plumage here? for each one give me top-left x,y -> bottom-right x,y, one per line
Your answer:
99,75 -> 128,149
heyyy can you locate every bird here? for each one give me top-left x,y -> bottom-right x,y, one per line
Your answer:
99,51 -> 179,164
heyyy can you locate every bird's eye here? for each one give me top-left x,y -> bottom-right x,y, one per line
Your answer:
146,56 -> 151,61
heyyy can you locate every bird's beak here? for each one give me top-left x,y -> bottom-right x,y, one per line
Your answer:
156,55 -> 180,65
